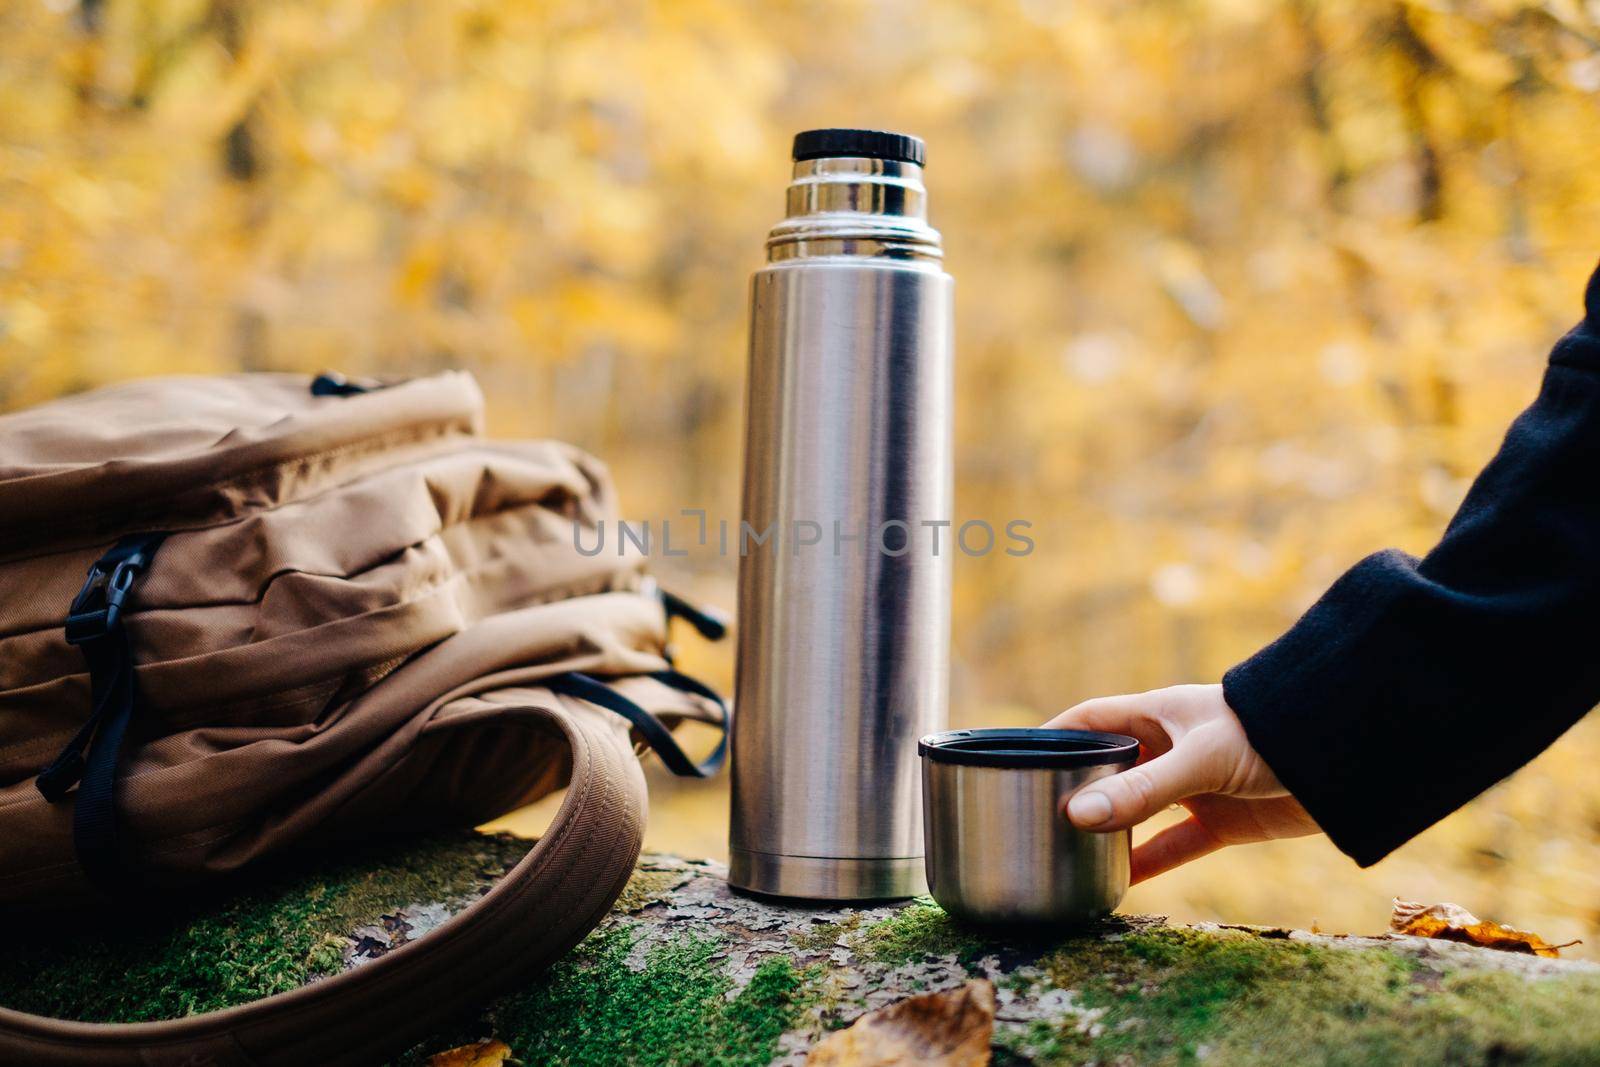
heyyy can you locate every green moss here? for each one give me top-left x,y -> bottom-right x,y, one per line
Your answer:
851,899 -> 989,966
1030,926 -> 1600,1067
717,957 -> 818,1059
613,868 -> 682,913
790,912 -> 864,952
995,1018 -> 1092,1065
477,927 -> 817,1067
306,932 -> 350,975
0,830 -> 529,1023
8,837 -> 1600,1067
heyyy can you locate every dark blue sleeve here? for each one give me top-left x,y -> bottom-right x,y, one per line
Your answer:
1223,264 -> 1600,867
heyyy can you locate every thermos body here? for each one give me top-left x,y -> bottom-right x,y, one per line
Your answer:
730,130 -> 953,900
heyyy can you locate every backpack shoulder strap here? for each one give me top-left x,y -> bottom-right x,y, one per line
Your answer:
0,694 -> 645,1067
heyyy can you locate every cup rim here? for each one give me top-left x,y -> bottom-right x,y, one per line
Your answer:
917,728 -> 1139,769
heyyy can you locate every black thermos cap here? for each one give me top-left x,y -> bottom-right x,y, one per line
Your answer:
791,128 -> 926,166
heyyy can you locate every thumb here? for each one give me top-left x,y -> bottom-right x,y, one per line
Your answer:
1064,749 -> 1207,831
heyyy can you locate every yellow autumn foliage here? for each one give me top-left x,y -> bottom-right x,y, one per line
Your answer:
5,0 -> 1600,955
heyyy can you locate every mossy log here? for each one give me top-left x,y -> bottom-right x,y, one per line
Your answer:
3,831 -> 1597,1066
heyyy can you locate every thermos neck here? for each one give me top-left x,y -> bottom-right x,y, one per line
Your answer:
766,156 -> 944,264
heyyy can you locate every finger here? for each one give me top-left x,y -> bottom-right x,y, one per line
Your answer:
1044,694 -> 1166,756
1130,816 -> 1222,884
1062,748 -> 1209,832
1044,692 -> 1148,732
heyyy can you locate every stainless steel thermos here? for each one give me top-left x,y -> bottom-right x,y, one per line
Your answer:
729,128 -> 954,900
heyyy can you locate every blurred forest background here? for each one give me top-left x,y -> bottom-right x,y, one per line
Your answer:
5,0 -> 1600,955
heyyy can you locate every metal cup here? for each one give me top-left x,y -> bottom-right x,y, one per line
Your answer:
919,728 -> 1139,924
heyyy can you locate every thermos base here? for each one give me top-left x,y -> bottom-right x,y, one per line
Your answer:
728,848 -> 927,901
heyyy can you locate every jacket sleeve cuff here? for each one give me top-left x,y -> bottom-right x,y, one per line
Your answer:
1220,552 -> 1436,869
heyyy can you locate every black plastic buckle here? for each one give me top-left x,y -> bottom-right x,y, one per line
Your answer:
65,544 -> 157,646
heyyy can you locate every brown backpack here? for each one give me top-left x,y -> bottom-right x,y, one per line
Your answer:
0,371 -> 727,1065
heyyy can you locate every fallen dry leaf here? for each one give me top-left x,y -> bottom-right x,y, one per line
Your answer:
1391,899 -> 1579,958
426,1038 -> 515,1067
806,979 -> 995,1066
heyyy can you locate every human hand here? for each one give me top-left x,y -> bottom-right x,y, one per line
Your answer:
1044,684 -> 1321,883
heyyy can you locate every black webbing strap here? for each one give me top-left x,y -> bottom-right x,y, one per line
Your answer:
36,532 -> 166,891
659,589 -> 728,642
546,670 -> 728,778
309,371 -> 384,397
